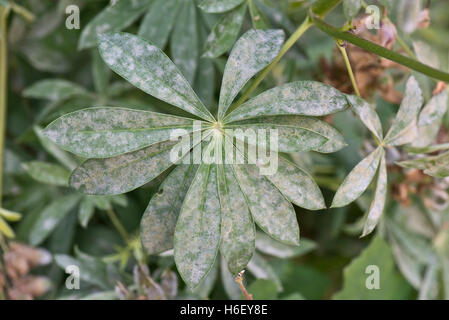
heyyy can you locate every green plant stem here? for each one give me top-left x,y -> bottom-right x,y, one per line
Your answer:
336,41 -> 361,97
396,33 -> 416,59
106,208 -> 129,241
228,17 -> 313,113
0,7 -> 10,209
310,12 -> 449,82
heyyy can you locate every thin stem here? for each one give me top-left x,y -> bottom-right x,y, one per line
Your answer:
396,34 -> 416,59
228,17 -> 313,113
234,271 -> 253,300
336,40 -> 361,97
106,209 -> 129,241
0,7 -> 10,208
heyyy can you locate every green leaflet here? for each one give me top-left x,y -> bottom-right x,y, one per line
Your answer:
226,122 -> 328,153
23,79 -> 89,101
343,0 -> 362,20
0,208 -> 21,221
361,155 -> 387,237
170,0 -> 199,84
229,115 -> 346,153
198,0 -> 246,13
202,3 -> 247,59
195,40 -> 216,109
405,143 -> 449,154
69,140 -> 182,195
22,161 -> 70,187
384,76 -> 423,146
218,29 -> 285,119
217,164 -> 255,275
78,0 -> 149,50
266,157 -> 326,210
332,147 -> 383,208
140,164 -> 198,255
255,231 -> 316,259
232,163 -> 299,246
220,256 -> 242,300
224,81 -> 349,122
92,49 -> 111,98
333,236 -> 414,299
97,32 -> 214,122
0,216 -> 14,238
174,164 -> 221,288
247,251 -> 282,290
138,0 -> 181,49
78,197 -> 95,228
248,0 -> 270,29
29,194 -> 81,246
44,107 -> 201,158
346,95 -> 383,141
418,91 -> 448,127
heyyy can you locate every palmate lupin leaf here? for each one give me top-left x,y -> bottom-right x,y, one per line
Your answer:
334,76 -> 423,237
44,30 -> 349,288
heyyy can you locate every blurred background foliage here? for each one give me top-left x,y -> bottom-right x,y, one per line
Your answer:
1,0 -> 449,300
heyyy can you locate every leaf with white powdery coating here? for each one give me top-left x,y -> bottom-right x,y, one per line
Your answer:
384,76 -> 423,146
138,0 -> 181,49
332,147 -> 383,208
224,81 -> 349,122
69,139 -> 184,195
218,29 -> 284,118
255,231 -> 317,259
199,0 -> 246,13
202,3 -> 247,59
44,107 -> 202,158
247,251 -> 282,290
343,0 -> 362,19
362,155 -> 387,237
346,95 -> 383,141
265,157 -> 326,210
418,90 -> 448,127
23,79 -> 89,102
78,0 -> 150,49
141,164 -> 198,255
217,164 -> 255,275
170,0 -> 199,84
174,164 -> 221,288
97,32 -> 214,122
232,163 -> 299,246
229,115 -> 346,153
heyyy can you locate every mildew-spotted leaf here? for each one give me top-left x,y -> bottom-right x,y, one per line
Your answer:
229,115 -> 346,153
226,121 -> 328,153
413,41 -> 440,70
264,157 -> 326,210
224,81 -> 349,122
78,0 -> 150,50
343,0 -> 362,19
44,107 -> 202,158
97,32 -> 214,122
170,0 -> 199,84
361,155 -> 387,237
384,76 -> 423,146
23,79 -> 89,102
217,164 -> 255,275
198,0 -> 246,13
418,90 -> 448,127
202,3 -> 247,59
346,95 -> 383,141
22,161 -> 70,187
141,164 -> 198,255
218,29 -> 285,118
174,164 -> 221,288
255,231 -> 317,259
138,0 -> 181,49
332,147 -> 384,208
92,50 -> 111,98
70,139 -> 187,195
221,256 -> 242,300
29,194 -> 81,246
232,163 -> 299,246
